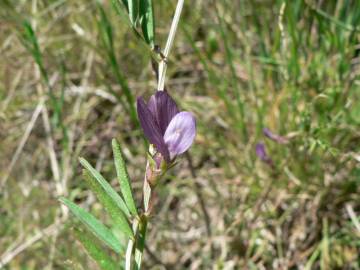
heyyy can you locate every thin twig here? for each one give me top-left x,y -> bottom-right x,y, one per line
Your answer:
1,98 -> 45,188
0,222 -> 62,268
185,152 -> 214,257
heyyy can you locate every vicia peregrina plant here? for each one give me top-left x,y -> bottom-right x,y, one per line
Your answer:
60,1 -> 193,269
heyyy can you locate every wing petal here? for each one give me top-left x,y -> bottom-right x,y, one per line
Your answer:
163,112 -> 196,159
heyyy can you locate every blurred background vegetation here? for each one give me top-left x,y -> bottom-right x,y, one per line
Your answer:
0,0 -> 359,269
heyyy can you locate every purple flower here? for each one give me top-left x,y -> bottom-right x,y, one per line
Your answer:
137,91 -> 196,163
263,128 -> 288,144
255,143 -> 273,166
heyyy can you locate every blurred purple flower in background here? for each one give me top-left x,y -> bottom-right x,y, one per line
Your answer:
137,91 -> 196,163
255,143 -> 273,166
263,128 -> 289,144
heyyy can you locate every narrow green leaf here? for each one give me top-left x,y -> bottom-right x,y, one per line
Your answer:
112,139 -> 138,216
111,0 -> 133,28
59,197 -> 122,253
74,227 -> 119,270
83,170 -> 134,240
111,0 -> 157,59
79,157 -> 130,217
97,3 -> 139,128
139,0 -> 155,46
128,0 -> 139,26
21,21 -> 64,133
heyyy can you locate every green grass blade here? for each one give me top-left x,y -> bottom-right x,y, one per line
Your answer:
97,4 -> 138,127
21,21 -> 49,85
21,21 -> 68,146
128,0 -> 139,26
83,170 -> 134,240
79,157 -> 130,217
59,197 -> 122,253
139,0 -> 155,47
112,139 -> 138,216
134,219 -> 147,270
111,0 -> 158,60
214,7 -> 247,140
111,0 -> 139,32
74,227 -> 120,270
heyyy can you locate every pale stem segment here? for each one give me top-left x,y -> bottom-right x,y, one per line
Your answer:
157,0 -> 185,91
125,219 -> 139,270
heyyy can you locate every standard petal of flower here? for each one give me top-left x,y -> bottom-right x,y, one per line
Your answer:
137,97 -> 170,161
147,91 -> 179,135
163,112 -> 196,159
147,93 -> 157,119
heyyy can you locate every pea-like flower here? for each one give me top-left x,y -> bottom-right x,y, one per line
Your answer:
263,128 -> 289,144
255,142 -> 273,166
137,91 -> 196,163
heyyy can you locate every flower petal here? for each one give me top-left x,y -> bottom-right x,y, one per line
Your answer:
147,91 -> 179,135
163,112 -> 196,159
147,93 -> 157,118
255,143 -> 268,161
137,97 -> 170,161
255,142 -> 273,166
263,128 -> 289,144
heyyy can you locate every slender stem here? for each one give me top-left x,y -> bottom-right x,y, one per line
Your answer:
143,162 -> 152,213
133,156 -> 156,268
125,219 -> 139,270
185,153 -> 214,258
163,0 -> 184,58
157,0 -> 185,91
134,217 -> 148,270
129,1 -> 186,269
125,239 -> 135,270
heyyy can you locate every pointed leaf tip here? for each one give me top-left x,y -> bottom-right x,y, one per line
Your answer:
79,157 -> 130,217
82,170 -> 134,240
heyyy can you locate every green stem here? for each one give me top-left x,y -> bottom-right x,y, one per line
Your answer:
125,218 -> 139,270
132,162 -> 152,269
134,217 -> 148,270
125,161 -> 153,270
